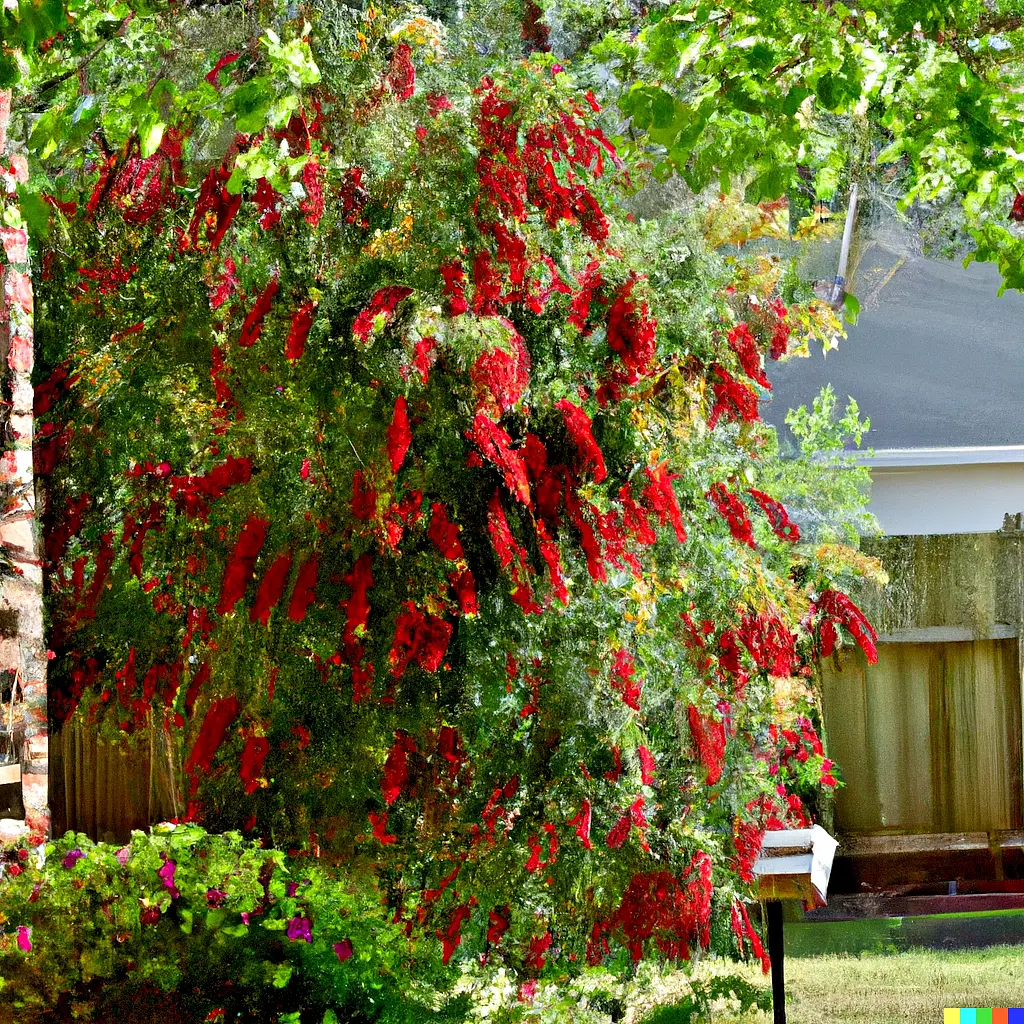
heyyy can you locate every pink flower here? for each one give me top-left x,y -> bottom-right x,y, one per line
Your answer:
158,857 -> 179,898
334,938 -> 354,961
115,846 -> 131,866
287,915 -> 313,942
62,849 -> 85,870
16,926 -> 31,952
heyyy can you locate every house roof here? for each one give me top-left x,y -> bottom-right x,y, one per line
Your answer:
763,247 -> 1024,450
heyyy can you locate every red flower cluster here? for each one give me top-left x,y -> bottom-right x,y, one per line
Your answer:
556,399 -> 606,481
643,462 -> 686,543
285,301 -> 316,362
487,492 -> 541,613
240,735 -> 269,795
610,649 -> 643,711
182,162 -> 242,250
386,396 -> 413,474
607,276 -> 657,377
185,697 -> 240,786
733,899 -> 771,974
817,588 -> 878,663
1012,192 -> 1024,222
567,799 -> 593,849
638,745 -> 656,786
352,286 -> 413,343
470,324 -> 531,413
748,488 -> 800,542
216,514 -> 269,615
238,277 -> 280,348
440,261 -> 469,316
612,853 -> 713,963
765,297 -> 790,360
732,816 -> 764,883
300,159 -> 325,226
381,731 -> 417,805
727,322 -> 771,389
389,602 -> 452,676
688,705 -> 726,786
708,482 -> 755,547
738,611 -> 796,678
428,502 -> 465,561
170,456 -> 252,519
471,417 -> 531,506
287,553 -> 318,623
707,366 -> 760,430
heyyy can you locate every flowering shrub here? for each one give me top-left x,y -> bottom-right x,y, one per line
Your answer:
11,1 -> 879,1017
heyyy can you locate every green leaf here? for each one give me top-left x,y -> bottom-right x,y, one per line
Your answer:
16,186 -> 50,240
140,121 -> 165,158
842,291 -> 860,324
271,962 -> 293,988
230,79 -> 274,134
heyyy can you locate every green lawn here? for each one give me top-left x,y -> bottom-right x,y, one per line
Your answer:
716,947 -> 1024,1023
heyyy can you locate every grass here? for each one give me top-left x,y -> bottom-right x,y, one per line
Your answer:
715,946 -> 1024,1023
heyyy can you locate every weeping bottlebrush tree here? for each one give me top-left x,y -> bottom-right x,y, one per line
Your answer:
8,0 -> 878,1017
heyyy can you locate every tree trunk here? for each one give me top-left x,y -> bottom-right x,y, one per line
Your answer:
0,86 -> 48,844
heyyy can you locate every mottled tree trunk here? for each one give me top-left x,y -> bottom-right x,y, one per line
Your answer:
0,87 -> 48,843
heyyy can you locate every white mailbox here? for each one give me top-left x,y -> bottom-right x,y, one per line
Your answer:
753,824 -> 839,908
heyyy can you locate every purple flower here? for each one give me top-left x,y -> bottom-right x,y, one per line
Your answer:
158,857 -> 179,899
206,888 -> 227,909
16,926 -> 31,952
115,847 -> 131,867
241,912 -> 250,925
334,938 -> 354,962
62,849 -> 84,870
286,915 -> 313,943
286,882 -> 299,898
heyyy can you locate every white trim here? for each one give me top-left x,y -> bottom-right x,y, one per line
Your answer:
856,446 -> 1024,468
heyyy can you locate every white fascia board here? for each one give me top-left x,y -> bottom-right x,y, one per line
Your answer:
855,446 -> 1024,468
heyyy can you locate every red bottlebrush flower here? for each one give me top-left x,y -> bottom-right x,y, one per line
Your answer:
427,91 -> 454,117
522,0 -> 551,51
638,745 -> 656,786
410,336 -> 437,384
437,905 -> 472,965
708,482 -> 756,547
534,518 -> 569,605
352,286 -> 413,343
389,602 -> 453,676
556,399 -> 606,481
486,491 -> 542,614
300,159 -> 325,226
206,51 -> 240,85
563,485 -> 606,583
487,906 -> 510,945
524,835 -> 544,873
605,811 -> 631,849
748,488 -> 800,542
607,276 -> 657,376
386,396 -> 413,475
184,164 -> 242,250
169,456 -> 253,519
253,177 -> 282,230
739,611 -> 796,677
733,817 -> 764,883
381,731 -> 417,805
449,568 -> 478,616
429,502 -> 465,560
738,900 -> 771,974
472,249 -> 503,316
619,484 -> 657,546
240,735 -> 269,795
291,724 -> 311,749
643,462 -> 686,543
238,277 -> 279,348
343,555 -> 374,651
525,931 -> 553,972
573,186 -> 609,243
351,469 -> 377,520
817,589 -> 878,663
766,298 -> 790,360
216,515 -> 270,615
707,366 -> 760,430
384,42 -> 416,100
369,809 -> 397,844
567,799 -> 593,849
688,705 -> 726,786
610,649 -> 643,711
185,697 -> 240,777
287,553 -> 318,623
469,414 -> 531,506
285,301 -> 316,362
440,260 -> 469,316
1012,192 -> 1024,222
471,323 -> 531,414
569,260 -> 603,331
727,322 -> 771,389
249,551 -> 293,626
